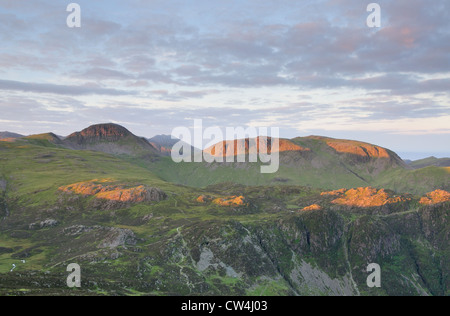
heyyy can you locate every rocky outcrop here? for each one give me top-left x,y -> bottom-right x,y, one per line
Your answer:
322,187 -> 408,207
301,204 -> 322,212
321,189 -> 346,196
95,186 -> 166,203
98,227 -> 137,249
29,219 -> 59,230
59,180 -> 167,206
196,195 -> 248,207
419,190 -> 450,205
212,196 -> 248,207
62,225 -> 137,249
196,195 -> 211,203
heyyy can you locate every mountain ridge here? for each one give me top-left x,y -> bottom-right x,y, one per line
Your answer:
2,123 -> 447,195
409,156 -> 450,169
0,123 -> 448,296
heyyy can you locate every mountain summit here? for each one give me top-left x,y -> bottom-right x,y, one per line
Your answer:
63,123 -> 158,156
65,123 -> 134,143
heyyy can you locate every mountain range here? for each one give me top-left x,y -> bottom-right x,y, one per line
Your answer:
0,123 -> 448,296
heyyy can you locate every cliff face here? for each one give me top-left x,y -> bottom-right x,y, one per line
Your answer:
152,203 -> 448,296
59,179 -> 167,209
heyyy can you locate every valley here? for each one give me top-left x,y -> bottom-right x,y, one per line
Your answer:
0,124 -> 448,296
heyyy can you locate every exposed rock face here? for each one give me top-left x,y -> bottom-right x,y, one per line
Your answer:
66,124 -> 132,143
29,219 -> 59,230
322,187 -> 408,207
348,216 -> 402,263
196,195 -> 210,203
63,225 -> 96,236
326,140 -> 390,159
420,190 -> 450,205
304,136 -> 406,170
301,204 -> 322,212
212,196 -> 248,207
321,189 -> 346,196
196,195 -> 248,207
59,179 -> 167,205
204,138 -> 310,157
98,227 -> 137,249
62,225 -> 137,249
63,123 -> 158,156
95,186 -> 166,203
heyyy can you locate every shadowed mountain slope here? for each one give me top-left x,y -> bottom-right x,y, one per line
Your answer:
0,132 -> 23,140
409,157 -> 450,169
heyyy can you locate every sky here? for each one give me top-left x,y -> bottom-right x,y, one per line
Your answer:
0,0 -> 449,159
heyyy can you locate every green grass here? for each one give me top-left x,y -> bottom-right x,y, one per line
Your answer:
0,138 -> 448,296
247,279 -> 290,296
374,166 -> 450,195
0,142 -> 181,208
129,138 -> 448,195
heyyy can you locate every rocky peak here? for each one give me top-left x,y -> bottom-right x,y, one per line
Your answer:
66,123 -> 133,143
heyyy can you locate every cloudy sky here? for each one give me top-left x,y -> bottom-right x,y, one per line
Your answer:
0,0 -> 449,159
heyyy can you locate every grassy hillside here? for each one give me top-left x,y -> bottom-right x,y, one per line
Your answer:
138,137 -> 445,195
409,157 -> 450,169
0,140 -> 449,296
374,166 -> 450,195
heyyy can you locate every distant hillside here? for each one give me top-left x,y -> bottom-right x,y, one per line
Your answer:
0,132 -> 23,140
20,133 -> 63,147
409,157 -> 450,169
204,137 -> 310,157
148,135 -> 180,149
148,134 -> 199,157
144,135 -> 432,193
63,123 -> 159,156
2,124 -> 446,195
0,136 -> 448,296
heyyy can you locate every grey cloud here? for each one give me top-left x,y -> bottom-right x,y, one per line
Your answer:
147,89 -> 221,101
79,67 -> 132,80
0,79 -> 136,96
4,0 -> 448,93
339,95 -> 450,120
123,55 -> 156,72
